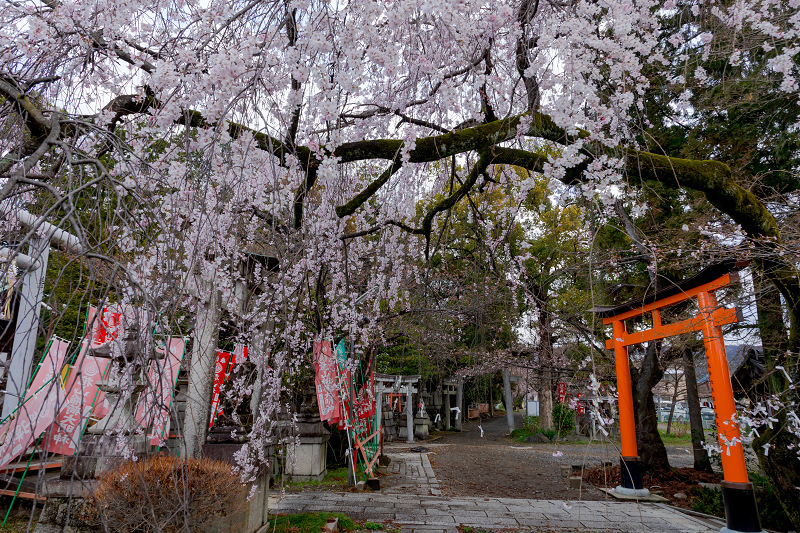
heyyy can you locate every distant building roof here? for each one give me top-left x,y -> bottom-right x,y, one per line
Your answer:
694,344 -> 765,397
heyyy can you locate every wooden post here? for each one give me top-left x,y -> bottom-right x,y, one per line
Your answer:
455,378 -> 463,430
503,370 -> 514,432
406,383 -> 414,443
376,389 -> 383,443
613,319 -> 638,459
443,384 -> 451,429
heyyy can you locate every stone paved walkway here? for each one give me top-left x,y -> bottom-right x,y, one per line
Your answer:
268,444 -> 726,533
268,491 -> 723,533
381,451 -> 442,496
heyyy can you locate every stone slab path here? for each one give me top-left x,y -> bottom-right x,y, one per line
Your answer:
269,445 -> 726,533
381,451 -> 442,496
268,491 -> 724,533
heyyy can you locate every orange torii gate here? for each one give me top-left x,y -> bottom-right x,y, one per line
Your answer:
593,261 -> 763,533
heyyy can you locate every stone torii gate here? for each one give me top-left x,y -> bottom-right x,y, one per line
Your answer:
592,260 -> 763,533
1,210 -> 82,419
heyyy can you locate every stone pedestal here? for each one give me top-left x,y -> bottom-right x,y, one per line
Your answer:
201,472 -> 271,533
382,409 -> 397,441
61,434 -> 151,480
285,413 -> 330,482
34,479 -> 100,533
414,416 -> 431,439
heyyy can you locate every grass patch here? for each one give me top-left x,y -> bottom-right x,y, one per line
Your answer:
658,429 -> 692,445
267,512 -> 358,533
510,428 -> 530,441
511,427 -> 557,443
282,466 -> 353,490
1,510 -> 39,533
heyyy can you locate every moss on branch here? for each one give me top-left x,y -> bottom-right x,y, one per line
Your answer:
335,156 -> 403,218
629,151 -> 779,238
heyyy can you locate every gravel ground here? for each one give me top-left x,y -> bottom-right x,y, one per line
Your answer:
425,413 -> 696,500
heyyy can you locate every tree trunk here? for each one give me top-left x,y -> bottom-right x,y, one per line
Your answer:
539,365 -> 553,430
754,272 -> 787,393
632,343 -> 671,473
665,366 -> 680,435
683,348 -> 712,473
182,279 -> 222,458
613,201 -> 670,474
751,266 -> 800,531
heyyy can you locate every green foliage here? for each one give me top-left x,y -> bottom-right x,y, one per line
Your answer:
552,402 -> 575,434
510,428 -> 529,441
267,513 -> 358,533
362,522 -> 384,530
511,417 -> 557,443
689,486 -> 725,517
750,474 -> 794,533
523,415 -> 539,431
0,507 -> 39,532
283,466 -> 352,490
690,476 -> 793,532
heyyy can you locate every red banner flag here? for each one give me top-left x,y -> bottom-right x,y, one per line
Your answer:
0,339 -> 69,468
42,341 -> 110,456
353,371 -> 375,421
86,305 -> 123,347
209,350 -> 231,428
209,345 -> 249,428
313,340 -> 341,424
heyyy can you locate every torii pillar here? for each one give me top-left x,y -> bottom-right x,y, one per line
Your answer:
594,261 -> 763,533
1,210 -> 82,419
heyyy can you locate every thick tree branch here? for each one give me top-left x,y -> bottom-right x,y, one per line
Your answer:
0,76 -> 51,141
335,156 -> 403,217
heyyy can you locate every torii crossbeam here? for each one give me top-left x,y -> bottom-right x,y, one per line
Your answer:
592,260 -> 763,533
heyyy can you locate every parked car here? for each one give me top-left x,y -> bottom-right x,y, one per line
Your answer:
700,407 -> 716,429
659,404 -> 688,422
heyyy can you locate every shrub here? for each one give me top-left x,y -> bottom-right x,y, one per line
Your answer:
522,415 -> 540,432
552,402 -> 575,434
94,455 -> 246,533
689,486 -> 725,517
510,428 -> 530,442
539,428 -> 557,441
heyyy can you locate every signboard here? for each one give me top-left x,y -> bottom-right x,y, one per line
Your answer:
557,382 -> 566,404
577,392 -> 585,414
